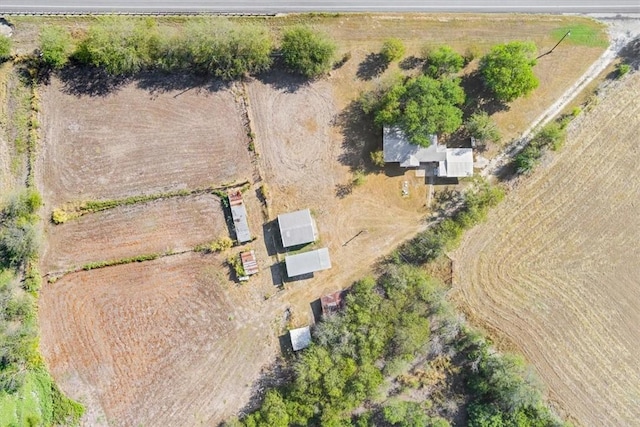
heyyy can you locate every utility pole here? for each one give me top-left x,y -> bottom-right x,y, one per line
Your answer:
537,30 -> 571,59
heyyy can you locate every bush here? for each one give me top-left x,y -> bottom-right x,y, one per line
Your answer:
465,112 -> 501,144
370,150 -> 385,167
280,26 -> 336,78
0,35 -> 11,61
616,63 -> 631,78
195,237 -> 233,253
381,38 -> 406,62
40,26 -> 74,69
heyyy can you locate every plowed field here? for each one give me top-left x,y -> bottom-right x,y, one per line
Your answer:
39,79 -> 251,206
39,253 -> 277,427
452,73 -> 640,426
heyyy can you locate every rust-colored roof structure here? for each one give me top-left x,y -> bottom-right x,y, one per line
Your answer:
320,290 -> 344,316
240,250 -> 259,276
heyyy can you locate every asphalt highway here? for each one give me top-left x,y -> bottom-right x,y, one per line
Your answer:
1,0 -> 639,14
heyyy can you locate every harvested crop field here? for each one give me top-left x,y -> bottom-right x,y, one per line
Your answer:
41,194 -> 226,273
39,253 -> 278,427
452,72 -> 640,426
39,79 -> 251,206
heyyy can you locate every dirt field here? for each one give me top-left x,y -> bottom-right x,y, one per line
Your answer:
41,194 -> 227,273
452,73 -> 640,426
39,78 -> 252,206
39,253 -> 279,427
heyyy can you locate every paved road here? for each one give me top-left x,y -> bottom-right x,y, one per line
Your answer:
1,0 -> 639,14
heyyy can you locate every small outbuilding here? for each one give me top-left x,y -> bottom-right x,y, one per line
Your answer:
278,209 -> 318,248
240,250 -> 259,276
289,326 -> 312,351
285,248 -> 331,278
321,290 -> 345,316
228,191 -> 251,244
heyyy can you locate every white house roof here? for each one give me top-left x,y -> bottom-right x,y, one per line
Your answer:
285,248 -> 331,277
278,209 -> 317,248
290,326 -> 312,351
383,126 -> 443,166
439,148 -> 474,178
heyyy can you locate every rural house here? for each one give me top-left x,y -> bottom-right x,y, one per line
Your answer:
228,191 -> 252,244
285,248 -> 332,278
278,208 -> 318,248
383,126 -> 474,178
289,326 -> 312,351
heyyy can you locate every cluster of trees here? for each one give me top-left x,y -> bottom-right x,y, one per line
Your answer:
34,18 -> 336,80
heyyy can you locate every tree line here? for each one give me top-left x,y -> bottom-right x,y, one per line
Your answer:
30,18 -> 336,80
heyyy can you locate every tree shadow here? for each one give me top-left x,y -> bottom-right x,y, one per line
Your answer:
399,55 -> 423,71
254,59 -> 310,93
58,63 -> 130,97
618,35 -> 640,70
460,70 -> 509,117
333,100 -> 381,173
356,53 -> 389,81
135,70 -> 230,97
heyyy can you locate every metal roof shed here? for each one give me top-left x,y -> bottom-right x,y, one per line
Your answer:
229,191 -> 252,243
285,248 -> 331,277
278,209 -> 318,248
289,326 -> 312,351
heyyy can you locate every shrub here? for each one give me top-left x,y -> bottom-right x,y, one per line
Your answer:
195,237 -> 233,253
39,26 -> 74,69
465,111 -> 501,144
227,254 -> 246,278
352,170 -> 366,186
280,26 -> 336,78
370,150 -> 385,168
381,38 -> 406,62
616,63 -> 631,78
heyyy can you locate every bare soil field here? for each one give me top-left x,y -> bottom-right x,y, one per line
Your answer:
452,73 -> 640,426
39,252 -> 279,427
41,194 -> 226,273
39,78 -> 252,206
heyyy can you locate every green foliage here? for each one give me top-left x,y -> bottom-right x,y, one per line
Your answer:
381,38 -> 406,62
82,253 -> 161,271
551,24 -> 608,48
370,150 -> 385,167
514,121 -> 567,174
479,41 -> 539,103
352,170 -> 366,187
227,255 -> 246,278
194,237 -> 233,253
0,35 -> 11,61
280,26 -> 336,78
0,190 -> 42,268
425,45 -> 464,78
39,26 -> 74,69
465,111 -> 501,144
616,63 -> 631,78
375,75 -> 465,146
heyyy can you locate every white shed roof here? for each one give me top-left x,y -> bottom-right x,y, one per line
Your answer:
383,126 -> 442,166
285,248 -> 331,277
290,326 -> 312,351
438,148 -> 474,178
229,192 -> 251,243
278,209 -> 317,248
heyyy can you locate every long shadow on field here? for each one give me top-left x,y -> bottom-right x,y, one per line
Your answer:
334,100 -> 382,172
136,71 -> 230,97
58,63 -> 129,97
618,35 -> 640,70
254,64 -> 310,93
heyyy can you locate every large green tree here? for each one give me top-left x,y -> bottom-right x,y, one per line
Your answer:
425,45 -> 464,78
39,26 -> 74,69
479,41 -> 539,102
280,26 -> 336,78
374,75 -> 465,146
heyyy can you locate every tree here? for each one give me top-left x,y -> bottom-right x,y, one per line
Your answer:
280,26 -> 336,78
381,38 -> 406,62
479,41 -> 539,102
425,45 -> 464,78
374,75 -> 465,146
0,35 -> 11,61
465,111 -> 501,144
39,26 -> 74,69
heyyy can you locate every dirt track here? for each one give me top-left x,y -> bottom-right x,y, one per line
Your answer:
453,72 -> 640,426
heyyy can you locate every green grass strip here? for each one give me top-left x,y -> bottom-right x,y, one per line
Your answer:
551,23 -> 608,48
